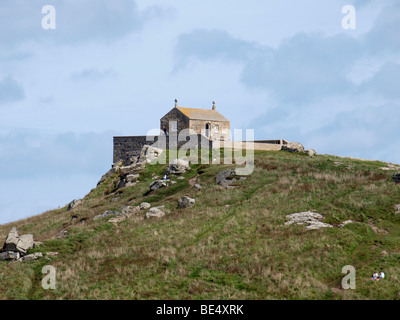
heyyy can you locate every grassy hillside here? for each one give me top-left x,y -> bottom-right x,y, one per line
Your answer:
1,149 -> 400,300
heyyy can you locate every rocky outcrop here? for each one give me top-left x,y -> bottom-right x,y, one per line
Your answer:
109,145 -> 165,190
126,174 -> 140,183
119,162 -> 146,177
149,180 -> 168,191
19,252 -> 43,262
97,163 -> 119,187
140,202 -> 151,210
215,170 -> 247,188
284,211 -> 333,230
46,252 -> 59,257
167,159 -> 190,175
67,199 -> 82,211
119,145 -> 163,175
281,142 -> 304,153
0,251 -> 20,261
215,170 -> 236,187
194,184 -> 202,190
178,196 -> 196,209
125,181 -> 138,188
108,206 -> 141,225
137,145 -> 164,164
121,206 -> 141,216
2,228 -> 35,254
380,164 -> 400,171
281,142 -> 317,157
2,227 -> 19,252
94,202 -> 169,224
16,234 -> 35,254
97,168 -> 115,186
303,149 -> 317,157
93,210 -> 120,221
0,228 -> 38,261
145,207 -> 165,219
338,220 -> 355,228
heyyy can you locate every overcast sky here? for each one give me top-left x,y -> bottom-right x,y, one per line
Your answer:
0,0 -> 399,224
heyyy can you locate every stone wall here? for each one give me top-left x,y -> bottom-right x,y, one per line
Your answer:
113,134 -> 212,164
113,136 -> 154,164
114,135 -> 287,164
211,140 -> 287,151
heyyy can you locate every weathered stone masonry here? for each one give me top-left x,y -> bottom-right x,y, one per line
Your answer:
113,134 -> 212,164
113,136 -> 151,164
160,107 -> 190,136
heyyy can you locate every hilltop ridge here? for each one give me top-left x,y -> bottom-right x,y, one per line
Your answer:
1,147 -> 400,300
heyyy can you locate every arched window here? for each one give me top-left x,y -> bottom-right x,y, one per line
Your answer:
205,123 -> 210,138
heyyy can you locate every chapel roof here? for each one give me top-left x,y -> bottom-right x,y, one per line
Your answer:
176,107 -> 229,122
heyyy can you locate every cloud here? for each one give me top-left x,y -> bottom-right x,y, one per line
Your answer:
71,68 -> 117,81
173,29 -> 363,103
173,29 -> 264,72
0,76 -> 25,104
306,102 -> 400,162
352,0 -> 375,8
0,0 -> 170,48
173,1 -> 399,105
363,2 -> 400,55
241,32 -> 361,104
361,62 -> 400,99
38,96 -> 55,105
0,51 -> 33,62
0,130 -> 115,179
0,129 -> 118,224
248,101 -> 400,163
0,174 -> 99,224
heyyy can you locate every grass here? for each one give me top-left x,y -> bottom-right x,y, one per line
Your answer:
1,149 -> 400,300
